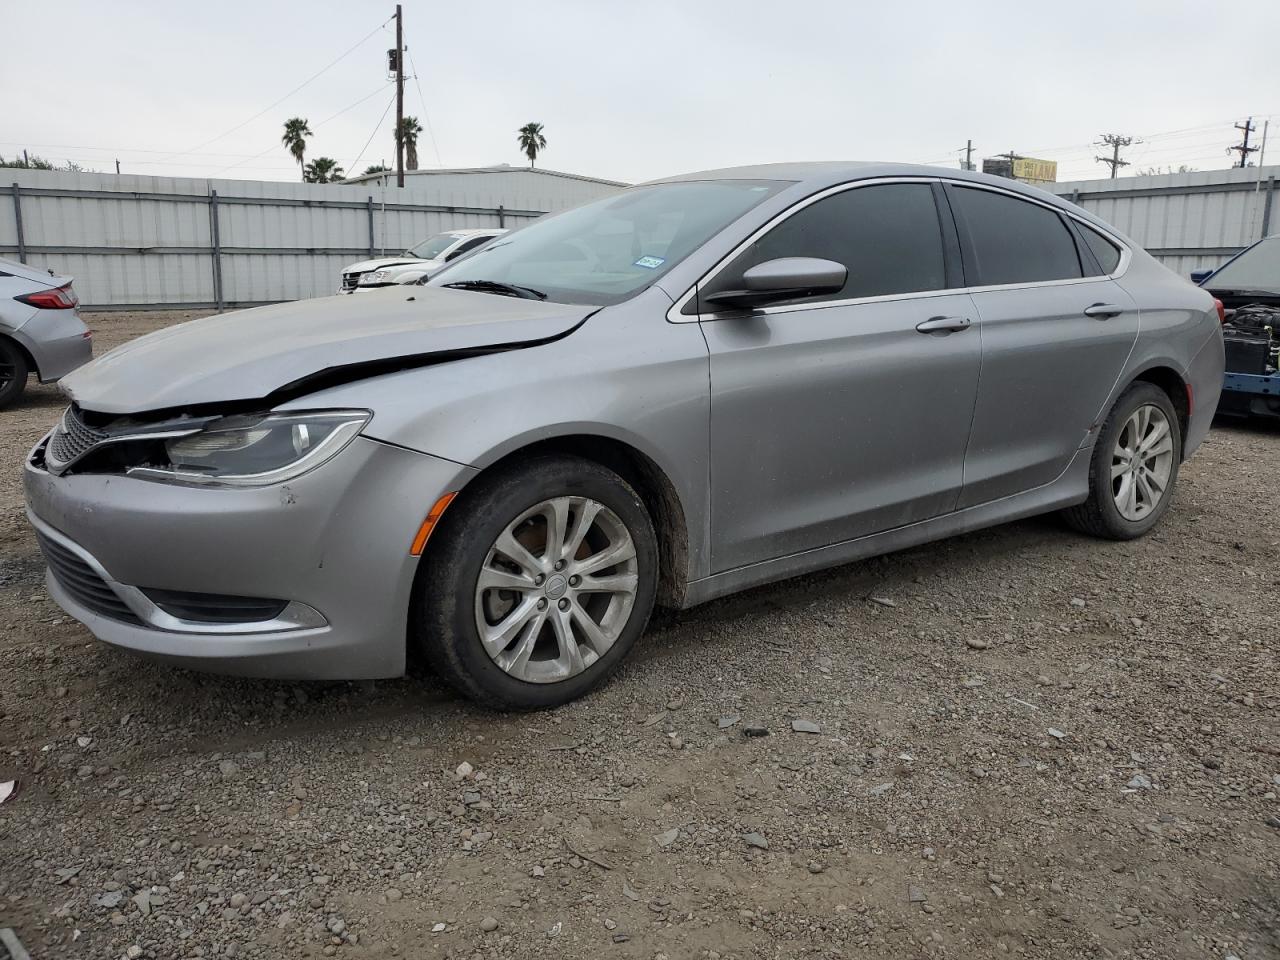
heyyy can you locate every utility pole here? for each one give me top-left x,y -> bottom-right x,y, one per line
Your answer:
115,158 -> 120,175
1228,117 -> 1258,168
960,139 -> 974,171
394,3 -> 405,188
1095,134 -> 1133,179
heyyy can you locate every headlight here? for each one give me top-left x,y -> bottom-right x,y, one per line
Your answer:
128,410 -> 370,486
367,270 -> 389,283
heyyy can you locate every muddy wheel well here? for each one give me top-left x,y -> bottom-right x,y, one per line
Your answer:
1131,367 -> 1190,452
0,334 -> 37,379
473,436 -> 690,609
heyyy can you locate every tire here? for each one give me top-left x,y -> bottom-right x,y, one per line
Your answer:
0,339 -> 29,409
1062,382 -> 1182,540
414,455 -> 659,710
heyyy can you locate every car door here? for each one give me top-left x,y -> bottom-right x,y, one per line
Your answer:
693,180 -> 982,573
943,183 -> 1141,508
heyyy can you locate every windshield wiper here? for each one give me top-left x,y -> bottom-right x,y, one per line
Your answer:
441,280 -> 546,300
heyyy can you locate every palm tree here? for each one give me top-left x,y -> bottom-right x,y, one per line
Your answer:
397,117 -> 423,171
517,122 -> 547,168
281,118 -> 312,180
303,157 -> 344,184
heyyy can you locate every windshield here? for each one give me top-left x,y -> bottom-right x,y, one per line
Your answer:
429,179 -> 787,305
1206,236 -> 1280,294
406,233 -> 462,260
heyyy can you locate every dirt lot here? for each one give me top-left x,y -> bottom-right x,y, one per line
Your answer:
0,310 -> 1277,960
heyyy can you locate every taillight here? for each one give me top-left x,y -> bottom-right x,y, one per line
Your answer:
1212,298 -> 1225,325
16,282 -> 78,310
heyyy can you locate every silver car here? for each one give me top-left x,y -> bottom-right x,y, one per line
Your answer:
24,163 -> 1224,709
1,257 -> 93,407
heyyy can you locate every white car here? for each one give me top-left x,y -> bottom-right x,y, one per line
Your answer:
339,229 -> 507,293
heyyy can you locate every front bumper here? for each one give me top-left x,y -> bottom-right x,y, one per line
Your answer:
23,434 -> 476,679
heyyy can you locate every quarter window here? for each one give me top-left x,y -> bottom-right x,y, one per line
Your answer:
704,183 -> 947,307
950,186 -> 1083,286
1077,222 -> 1122,275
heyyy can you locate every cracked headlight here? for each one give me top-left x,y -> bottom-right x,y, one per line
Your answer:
128,410 -> 370,486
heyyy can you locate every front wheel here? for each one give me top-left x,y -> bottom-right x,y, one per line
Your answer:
415,455 -> 658,710
1062,382 -> 1182,540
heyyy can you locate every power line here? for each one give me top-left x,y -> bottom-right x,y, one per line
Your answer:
348,91 -> 398,175
404,43 -> 443,167
155,16 -> 392,165
210,81 -> 395,177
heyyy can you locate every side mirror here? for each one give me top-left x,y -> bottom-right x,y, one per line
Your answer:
1189,268 -> 1213,284
702,257 -> 848,310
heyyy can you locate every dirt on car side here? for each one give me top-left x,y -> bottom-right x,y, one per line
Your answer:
0,310 -> 1277,960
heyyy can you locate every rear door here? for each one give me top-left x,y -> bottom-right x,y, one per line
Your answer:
944,184 -> 1140,508
696,179 -> 982,572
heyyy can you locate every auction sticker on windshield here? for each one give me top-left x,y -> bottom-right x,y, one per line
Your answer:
633,256 -> 665,269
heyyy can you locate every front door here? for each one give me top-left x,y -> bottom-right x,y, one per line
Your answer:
696,181 -> 982,573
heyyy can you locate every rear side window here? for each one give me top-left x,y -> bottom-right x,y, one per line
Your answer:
707,182 -> 947,305
950,186 -> 1082,286
1077,223 -> 1122,275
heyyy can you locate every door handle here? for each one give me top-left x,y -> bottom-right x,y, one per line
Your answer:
1083,303 -> 1124,319
915,316 -> 972,334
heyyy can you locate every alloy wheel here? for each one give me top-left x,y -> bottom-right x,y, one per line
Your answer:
1111,403 -> 1174,521
474,496 -> 639,684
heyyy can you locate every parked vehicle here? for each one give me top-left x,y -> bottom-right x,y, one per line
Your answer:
25,163 -> 1223,709
1191,235 -> 1279,418
339,229 -> 507,293
0,257 -> 93,408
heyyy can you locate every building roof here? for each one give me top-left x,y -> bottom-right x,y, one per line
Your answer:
342,164 -> 629,186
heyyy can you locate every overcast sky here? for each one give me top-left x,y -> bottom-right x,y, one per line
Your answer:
5,0 -> 1279,186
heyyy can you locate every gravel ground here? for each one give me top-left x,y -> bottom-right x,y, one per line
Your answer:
1,310 -> 1278,960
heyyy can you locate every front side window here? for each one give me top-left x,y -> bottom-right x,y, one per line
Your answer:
950,186 -> 1082,286
429,180 -> 787,305
702,182 -> 947,308
447,235 -> 493,260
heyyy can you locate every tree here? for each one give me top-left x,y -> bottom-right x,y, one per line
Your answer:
281,118 -> 313,180
397,117 -> 423,171
1139,164 -> 1197,176
362,164 -> 391,176
303,157 -> 345,184
517,122 -> 547,168
0,153 -> 56,169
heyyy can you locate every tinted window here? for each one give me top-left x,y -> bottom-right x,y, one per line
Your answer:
704,183 -> 946,307
447,235 -> 492,260
951,187 -> 1082,285
1078,223 -> 1121,275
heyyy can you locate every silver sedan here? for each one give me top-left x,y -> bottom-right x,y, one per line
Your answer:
24,163 -> 1224,709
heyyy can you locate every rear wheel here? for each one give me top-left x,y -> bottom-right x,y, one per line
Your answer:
415,455 -> 658,710
1062,382 -> 1181,540
0,339 -> 29,409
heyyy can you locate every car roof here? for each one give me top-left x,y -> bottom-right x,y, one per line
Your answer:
644,161 -> 1112,232
445,228 -> 509,237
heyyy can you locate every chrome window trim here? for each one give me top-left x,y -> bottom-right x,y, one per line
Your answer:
666,176 -> 1133,325
28,511 -> 327,635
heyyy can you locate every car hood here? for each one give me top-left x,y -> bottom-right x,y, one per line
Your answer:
344,256 -> 424,273
359,259 -> 443,281
62,288 -> 594,415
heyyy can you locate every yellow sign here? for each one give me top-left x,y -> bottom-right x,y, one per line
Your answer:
1013,157 -> 1058,183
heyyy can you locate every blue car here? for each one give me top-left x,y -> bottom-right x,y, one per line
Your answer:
1193,235 -> 1280,418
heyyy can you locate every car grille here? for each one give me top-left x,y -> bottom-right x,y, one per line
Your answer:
341,271 -> 364,292
35,530 -> 143,625
48,406 -> 109,466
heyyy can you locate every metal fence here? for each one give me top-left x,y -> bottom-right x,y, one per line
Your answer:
0,170 -> 604,309
1051,164 -> 1278,278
